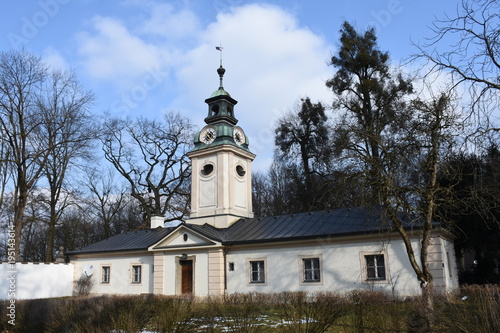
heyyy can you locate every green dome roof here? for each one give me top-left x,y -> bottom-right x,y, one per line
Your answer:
210,88 -> 231,98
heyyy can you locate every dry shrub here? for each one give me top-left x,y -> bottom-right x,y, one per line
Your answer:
4,298 -> 54,332
216,293 -> 271,333
148,295 -> 202,333
1,297 -> 113,333
45,296 -> 116,332
109,295 -> 152,333
275,291 -> 346,333
198,295 -> 223,332
44,297 -> 83,333
343,290 -> 407,333
446,285 -> 500,333
74,275 -> 93,296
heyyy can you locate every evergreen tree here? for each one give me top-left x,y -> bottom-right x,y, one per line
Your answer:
274,97 -> 333,211
326,21 -> 413,205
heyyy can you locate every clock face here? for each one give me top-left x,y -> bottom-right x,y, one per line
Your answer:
200,127 -> 217,144
233,127 -> 245,145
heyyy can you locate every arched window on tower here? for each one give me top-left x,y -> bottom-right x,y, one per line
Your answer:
211,105 -> 219,116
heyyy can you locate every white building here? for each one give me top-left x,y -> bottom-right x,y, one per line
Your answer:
67,63 -> 459,297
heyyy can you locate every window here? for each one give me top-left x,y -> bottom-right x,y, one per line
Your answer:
365,254 -> 386,280
248,260 -> 265,284
201,163 -> 214,176
303,258 -> 321,283
211,104 -> 219,116
131,265 -> 142,284
236,165 -> 246,177
101,266 -> 110,284
228,262 -> 235,272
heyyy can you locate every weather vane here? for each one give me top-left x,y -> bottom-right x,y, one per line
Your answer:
215,44 -> 224,67
215,44 -> 225,89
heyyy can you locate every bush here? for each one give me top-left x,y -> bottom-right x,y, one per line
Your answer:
148,295 -> 202,333
274,291 -> 346,333
2,286 -> 499,332
446,285 -> 500,333
74,275 -> 93,296
109,295 -> 152,333
214,293 -> 274,333
45,296 -> 117,332
5,298 -> 56,332
342,290 -> 408,333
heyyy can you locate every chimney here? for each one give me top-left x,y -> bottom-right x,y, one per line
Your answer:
151,215 -> 164,228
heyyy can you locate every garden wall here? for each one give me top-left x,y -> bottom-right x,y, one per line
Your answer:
0,262 -> 74,299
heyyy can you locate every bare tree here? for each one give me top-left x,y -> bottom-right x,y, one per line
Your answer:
21,189 -> 49,261
37,69 -> 95,261
56,207 -> 101,253
381,91 -> 460,328
0,130 -> 9,207
327,22 -> 463,329
414,0 -> 500,131
101,111 -> 193,225
0,50 -> 48,260
252,159 -> 296,217
83,166 -> 128,238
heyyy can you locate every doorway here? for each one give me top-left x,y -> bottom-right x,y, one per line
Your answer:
179,259 -> 193,294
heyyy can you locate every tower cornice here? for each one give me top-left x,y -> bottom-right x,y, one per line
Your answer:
187,143 -> 256,161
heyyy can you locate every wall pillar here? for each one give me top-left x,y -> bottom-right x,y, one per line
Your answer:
207,249 -> 225,295
153,252 -> 164,295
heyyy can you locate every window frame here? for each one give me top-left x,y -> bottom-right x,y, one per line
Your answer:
360,251 -> 389,284
299,255 -> 323,285
101,265 -> 111,284
131,264 -> 142,284
246,258 -> 267,285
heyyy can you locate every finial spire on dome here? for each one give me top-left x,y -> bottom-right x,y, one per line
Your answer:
215,44 -> 225,89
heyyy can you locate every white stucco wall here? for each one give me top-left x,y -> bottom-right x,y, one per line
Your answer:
69,235 -> 458,298
73,253 -> 154,295
226,238 -> 426,297
0,262 -> 74,300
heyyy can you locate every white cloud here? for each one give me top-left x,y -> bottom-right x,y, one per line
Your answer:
175,4 -> 334,169
76,15 -> 164,80
42,46 -> 69,71
73,3 -> 335,171
137,2 -> 200,40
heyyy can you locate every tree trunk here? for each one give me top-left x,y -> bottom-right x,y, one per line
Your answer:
45,211 -> 56,262
13,190 -> 27,261
421,281 -> 435,332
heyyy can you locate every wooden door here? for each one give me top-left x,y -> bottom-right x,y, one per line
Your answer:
180,260 -> 193,294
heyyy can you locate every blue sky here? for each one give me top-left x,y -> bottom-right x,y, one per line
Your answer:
0,0 -> 462,171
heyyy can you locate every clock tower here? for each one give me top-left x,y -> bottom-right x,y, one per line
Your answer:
187,57 -> 255,228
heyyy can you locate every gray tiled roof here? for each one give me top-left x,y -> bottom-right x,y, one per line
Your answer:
66,227 -> 175,255
222,207 -> 394,244
67,207 -> 413,255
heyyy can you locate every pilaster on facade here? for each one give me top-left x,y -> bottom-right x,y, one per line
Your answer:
153,252 -> 164,295
207,249 -> 225,295
427,236 -> 446,292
